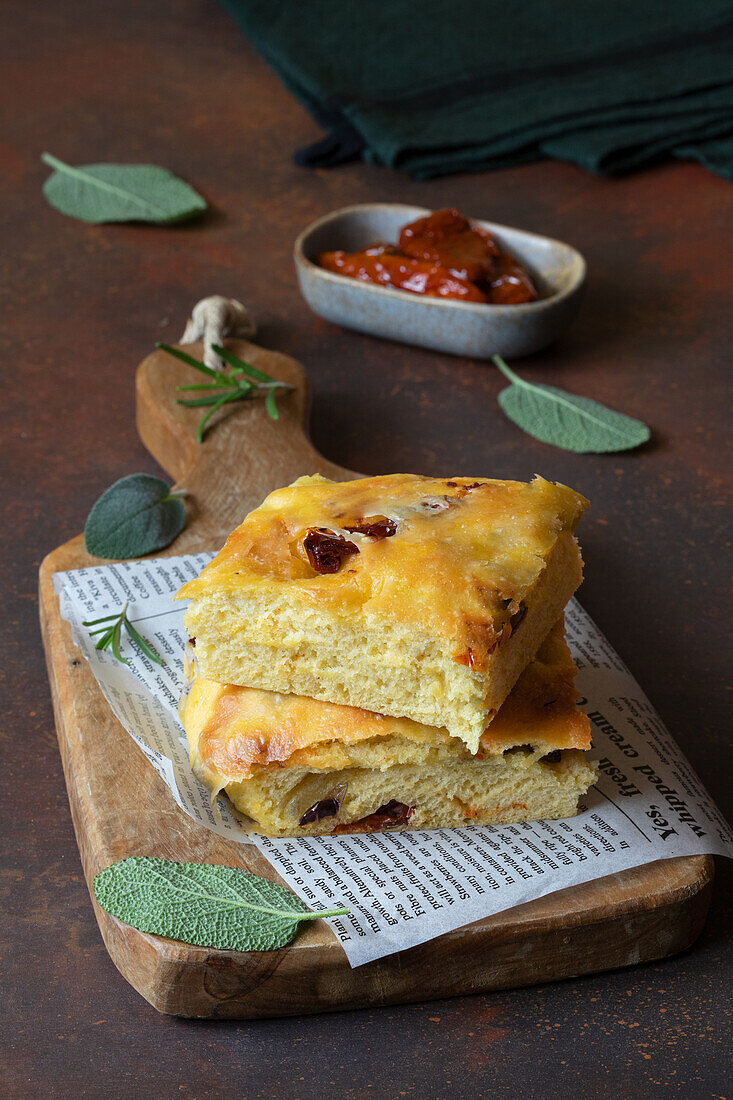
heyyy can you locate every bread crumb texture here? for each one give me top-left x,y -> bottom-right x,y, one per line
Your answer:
178,475 -> 587,749
181,621 -> 596,836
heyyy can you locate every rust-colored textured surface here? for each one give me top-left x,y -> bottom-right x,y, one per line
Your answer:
3,0 -> 731,1095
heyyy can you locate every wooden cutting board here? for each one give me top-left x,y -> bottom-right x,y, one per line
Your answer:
39,341 -> 713,1019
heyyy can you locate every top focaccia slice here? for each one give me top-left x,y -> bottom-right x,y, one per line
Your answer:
176,473 -> 587,753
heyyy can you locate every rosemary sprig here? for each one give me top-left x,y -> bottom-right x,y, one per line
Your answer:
156,342 -> 293,442
82,602 -> 164,666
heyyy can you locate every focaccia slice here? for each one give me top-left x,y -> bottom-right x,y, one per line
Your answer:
180,620 -> 596,837
177,473 -> 587,753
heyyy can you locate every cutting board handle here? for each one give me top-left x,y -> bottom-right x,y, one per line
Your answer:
135,339 -> 353,549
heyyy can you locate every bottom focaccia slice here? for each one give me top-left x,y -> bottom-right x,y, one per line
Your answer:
180,621 -> 597,837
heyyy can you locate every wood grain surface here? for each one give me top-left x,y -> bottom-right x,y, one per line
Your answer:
5,0 -> 732,1092
39,340 -> 713,1018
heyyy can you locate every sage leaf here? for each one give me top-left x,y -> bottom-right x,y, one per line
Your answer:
41,152 -> 207,225
84,474 -> 185,559
93,857 -> 349,952
493,356 -> 650,454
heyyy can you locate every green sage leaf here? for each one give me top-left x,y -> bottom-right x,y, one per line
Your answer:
41,153 -> 207,225
84,474 -> 185,559
493,357 -> 651,453
93,857 -> 349,952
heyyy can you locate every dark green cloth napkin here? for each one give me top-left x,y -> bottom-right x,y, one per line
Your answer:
221,0 -> 733,179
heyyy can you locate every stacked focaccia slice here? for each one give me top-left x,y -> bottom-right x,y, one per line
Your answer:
176,473 -> 596,836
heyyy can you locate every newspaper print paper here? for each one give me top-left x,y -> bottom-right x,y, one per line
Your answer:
54,556 -> 733,967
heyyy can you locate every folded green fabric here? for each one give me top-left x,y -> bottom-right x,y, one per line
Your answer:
221,0 -> 733,179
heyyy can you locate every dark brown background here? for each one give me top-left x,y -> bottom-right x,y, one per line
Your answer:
3,1 -> 732,1096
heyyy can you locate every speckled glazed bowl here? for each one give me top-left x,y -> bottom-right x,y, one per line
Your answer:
294,203 -> 586,359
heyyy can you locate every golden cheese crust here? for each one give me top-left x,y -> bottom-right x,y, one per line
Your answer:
176,473 -> 587,668
182,621 -> 591,792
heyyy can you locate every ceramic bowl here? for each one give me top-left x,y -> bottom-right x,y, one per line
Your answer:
294,203 -> 586,359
